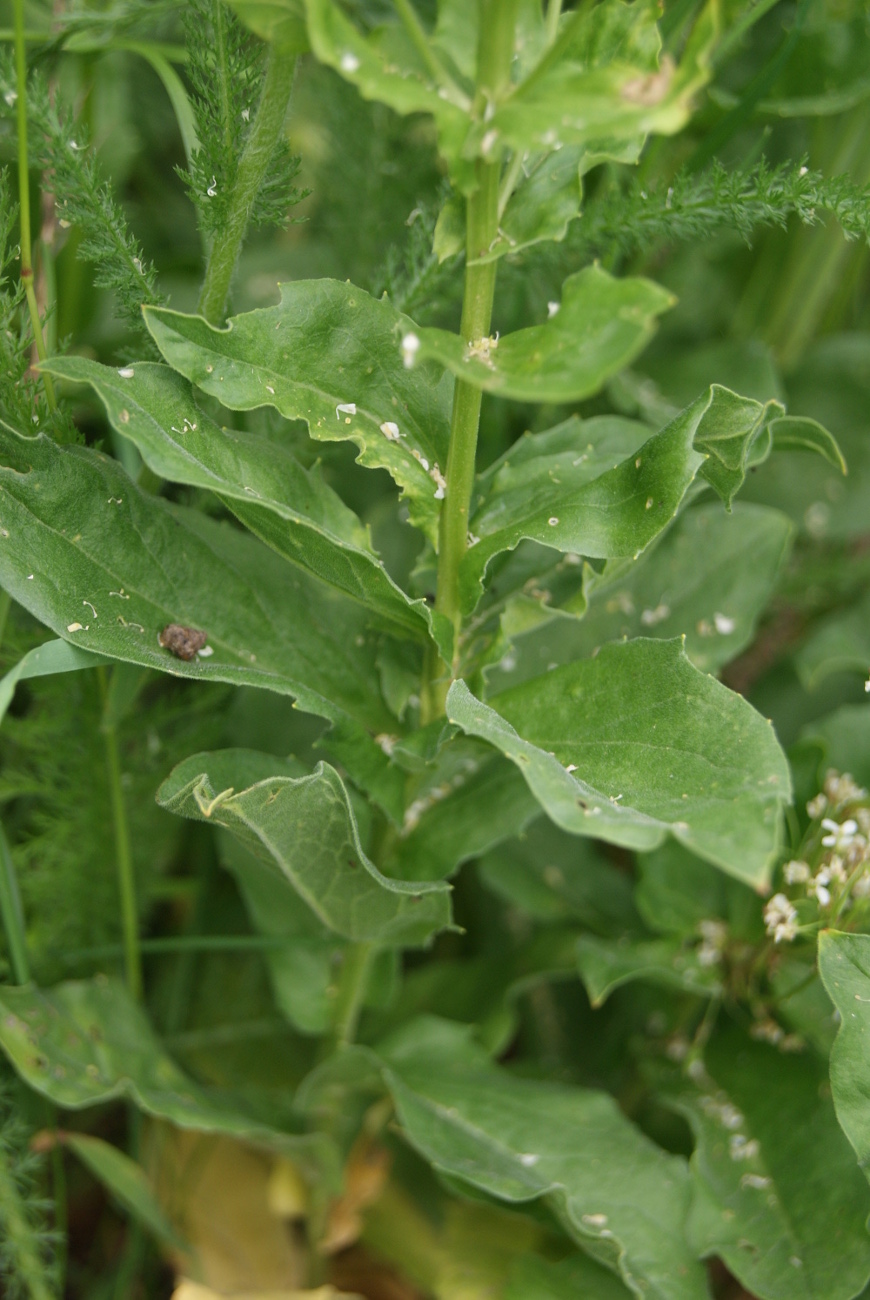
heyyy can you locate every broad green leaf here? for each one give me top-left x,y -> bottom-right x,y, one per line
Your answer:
576,934 -> 722,1006
447,638 -> 791,886
225,0 -> 309,51
477,817 -> 642,935
415,265 -> 674,404
0,978 -> 332,1178
460,388 -> 786,614
0,637 -> 111,728
63,1133 -> 186,1250
387,743 -> 540,882
304,0 -> 475,188
769,958 -> 838,1059
818,931 -> 870,1180
796,591 -> 870,687
485,503 -> 792,690
44,357 -> 432,642
636,841 -> 762,942
504,1251 -> 633,1300
477,0 -> 715,159
662,1026 -> 870,1300
377,1018 -> 707,1300
0,425 -> 401,806
157,749 -> 452,946
144,282 -> 453,543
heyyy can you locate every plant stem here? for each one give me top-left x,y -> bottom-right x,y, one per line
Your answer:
12,0 -> 56,410
0,819 -> 29,984
98,668 -> 142,1001
197,47 -> 296,324
329,941 -> 373,1051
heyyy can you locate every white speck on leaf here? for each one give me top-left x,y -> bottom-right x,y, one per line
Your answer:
380,421 -> 401,441
547,301 -> 560,318
341,51 -> 361,72
117,368 -> 134,379
401,333 -> 420,368
336,402 -> 357,418
714,612 -> 735,635
67,622 -> 84,633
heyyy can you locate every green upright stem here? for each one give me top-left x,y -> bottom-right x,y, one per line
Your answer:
197,48 -> 296,324
12,0 -> 56,410
98,668 -> 142,1001
0,820 -> 29,985
328,941 -> 373,1051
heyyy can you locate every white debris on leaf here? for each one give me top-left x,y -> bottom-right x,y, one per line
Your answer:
336,402 -> 357,419
729,1134 -> 760,1162
430,464 -> 447,499
466,333 -> 499,365
401,332 -> 421,368
117,368 -> 135,379
714,612 -> 736,635
640,604 -> 669,627
207,176 -> 217,197
340,51 -> 361,73
67,622 -> 85,633
763,893 -> 798,943
547,301 -> 560,318
380,421 -> 401,441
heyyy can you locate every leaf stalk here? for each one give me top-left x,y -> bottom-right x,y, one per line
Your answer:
98,667 -> 142,1001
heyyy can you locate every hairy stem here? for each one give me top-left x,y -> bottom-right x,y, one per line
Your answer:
12,0 -> 56,410
0,819 -> 30,984
198,47 -> 296,324
0,1137 -> 54,1300
98,668 -> 142,1001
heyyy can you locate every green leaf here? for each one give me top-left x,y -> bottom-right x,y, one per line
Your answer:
447,638 -> 791,886
304,0 -> 475,189
636,841 -> 762,942
662,1026 -> 870,1300
44,357 -> 432,642
0,638 -> 112,729
819,931 -> 870,1180
377,1018 -> 707,1300
504,1251 -> 633,1300
63,1133 -> 186,1251
768,415 -> 848,474
799,705 -> 870,789
461,387 -> 787,614
576,934 -> 722,1006
224,0 -> 309,51
387,742 -> 540,882
477,817 -> 642,935
0,426 -> 401,803
157,749 -> 452,945
485,503 -> 792,689
796,591 -> 870,687
479,0 -> 715,159
0,978 -> 332,1178
144,282 -> 453,543
416,264 -> 674,404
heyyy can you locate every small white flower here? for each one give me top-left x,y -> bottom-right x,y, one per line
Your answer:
783,859 -> 811,885
729,1134 -> 760,1161
807,792 -> 827,818
807,871 -> 831,907
764,893 -> 798,943
821,817 -> 859,850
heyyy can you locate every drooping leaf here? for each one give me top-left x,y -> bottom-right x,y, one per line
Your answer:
63,1133 -> 186,1251
485,503 -> 792,689
376,1018 -> 708,1300
144,282 -> 453,542
0,637 -> 111,728
477,0 -> 715,159
0,425 -> 401,804
768,415 -> 848,473
447,638 -> 791,886
661,1026 -> 870,1300
44,357 -> 432,642
460,387 -> 789,614
415,265 -> 674,404
0,979 -> 333,1178
157,749 -> 452,946
818,930 -> 870,1181
225,0 -> 309,51
576,934 -> 721,1006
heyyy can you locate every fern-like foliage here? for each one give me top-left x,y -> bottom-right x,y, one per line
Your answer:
572,158 -> 870,263
372,184 -> 461,321
0,171 -> 77,443
179,0 -> 305,240
0,50 -> 163,340
0,1083 -> 56,1300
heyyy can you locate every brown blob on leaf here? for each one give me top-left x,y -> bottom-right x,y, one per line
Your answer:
159,624 -> 208,661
